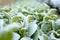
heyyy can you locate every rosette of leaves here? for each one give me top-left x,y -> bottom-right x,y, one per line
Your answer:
0,0 -> 60,40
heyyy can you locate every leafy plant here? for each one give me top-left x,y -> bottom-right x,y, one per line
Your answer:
0,0 -> 60,40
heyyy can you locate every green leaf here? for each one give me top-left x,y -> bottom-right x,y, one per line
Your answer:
26,21 -> 37,37
12,32 -> 20,40
41,22 -> 52,34
12,16 -> 23,22
31,31 -> 39,40
21,37 -> 33,40
4,23 -> 20,32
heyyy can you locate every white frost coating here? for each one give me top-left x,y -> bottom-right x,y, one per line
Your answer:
50,33 -> 56,40
37,0 -> 49,3
17,13 -> 25,19
24,17 -> 28,29
21,37 -> 33,40
12,32 -> 20,40
49,0 -> 60,11
0,0 -> 59,40
50,0 -> 60,7
39,36 -> 44,40
4,23 -> 20,32
50,33 -> 60,40
0,19 -> 4,30
56,19 -> 60,26
37,0 -> 60,7
27,20 -> 37,37
37,0 -> 60,11
51,0 -> 60,11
